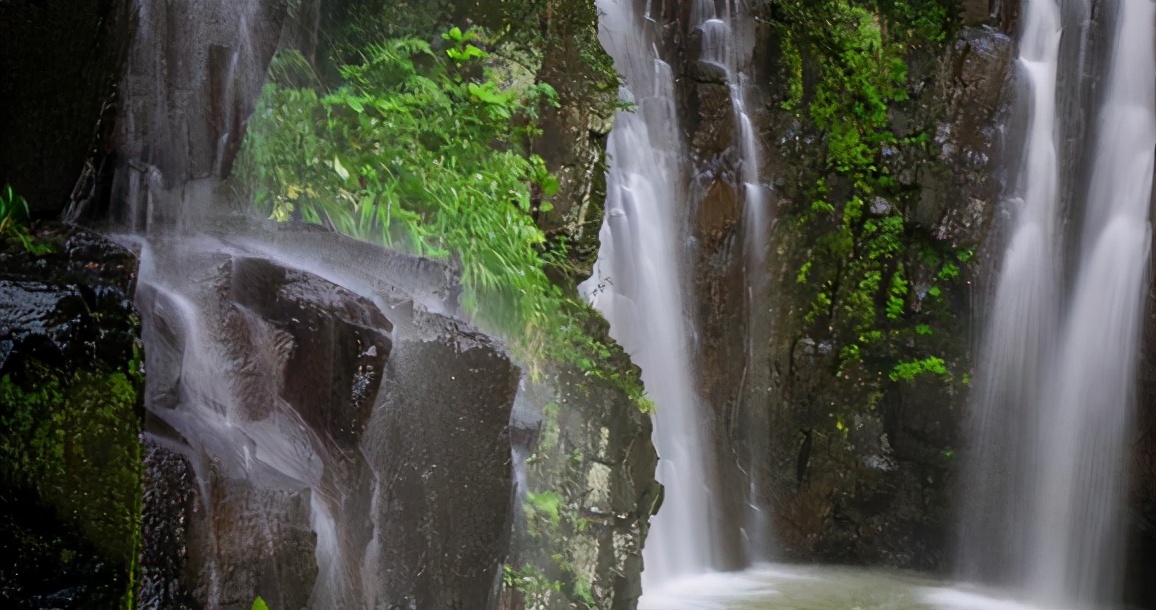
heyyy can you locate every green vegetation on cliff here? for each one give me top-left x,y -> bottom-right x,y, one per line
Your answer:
764,0 -> 969,391
0,349 -> 143,607
239,12 -> 644,408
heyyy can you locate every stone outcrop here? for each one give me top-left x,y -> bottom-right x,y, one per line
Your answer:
507,353 -> 660,610
103,0 -> 289,229
0,225 -> 144,607
136,231 -> 520,609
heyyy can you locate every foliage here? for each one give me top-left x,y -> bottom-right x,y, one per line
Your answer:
503,563 -> 563,607
515,482 -> 597,609
0,184 -> 52,254
239,28 -> 647,406
252,596 -> 270,610
525,490 -> 563,529
762,0 -> 968,415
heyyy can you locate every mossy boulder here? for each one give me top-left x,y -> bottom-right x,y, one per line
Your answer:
0,224 -> 143,608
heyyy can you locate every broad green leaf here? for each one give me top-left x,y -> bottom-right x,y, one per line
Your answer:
333,156 -> 350,181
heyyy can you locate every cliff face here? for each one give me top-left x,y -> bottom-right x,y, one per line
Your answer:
652,0 -> 1016,571
666,3 -> 1154,604
0,226 -> 144,607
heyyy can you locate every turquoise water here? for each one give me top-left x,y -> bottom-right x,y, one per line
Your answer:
637,565 -> 1093,610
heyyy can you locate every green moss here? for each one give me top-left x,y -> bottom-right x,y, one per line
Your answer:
762,1 -> 961,367
0,358 -> 143,607
760,0 -> 969,431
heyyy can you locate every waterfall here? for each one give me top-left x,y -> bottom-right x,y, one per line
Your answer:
695,0 -> 769,269
957,0 -> 1063,588
1028,0 -> 1154,601
694,0 -> 773,561
581,0 -> 717,589
959,0 -> 1155,605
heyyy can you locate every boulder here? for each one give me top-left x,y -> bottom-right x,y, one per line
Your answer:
136,237 -> 520,609
0,224 -> 143,607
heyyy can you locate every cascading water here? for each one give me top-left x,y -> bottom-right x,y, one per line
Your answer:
695,0 -> 769,268
1028,0 -> 1154,602
957,0 -> 1062,588
959,0 -> 1155,605
581,0 -> 716,589
115,2 -> 493,606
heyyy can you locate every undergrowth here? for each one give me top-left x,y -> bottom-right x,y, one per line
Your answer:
238,27 -> 647,408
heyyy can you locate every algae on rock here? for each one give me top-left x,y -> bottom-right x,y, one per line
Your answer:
0,225 -> 144,607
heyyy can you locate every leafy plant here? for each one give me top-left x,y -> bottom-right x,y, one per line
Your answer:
0,184 -> 52,254
252,597 -> 269,610
242,30 -> 559,329
0,184 -> 29,234
239,28 -> 648,406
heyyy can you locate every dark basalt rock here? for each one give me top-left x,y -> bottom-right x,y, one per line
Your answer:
0,224 -> 144,608
139,438 -> 198,610
137,243 -> 519,609
368,317 -> 519,609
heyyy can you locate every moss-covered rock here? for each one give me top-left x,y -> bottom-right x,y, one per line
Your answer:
507,354 -> 659,610
670,0 -> 1015,570
0,224 -> 143,608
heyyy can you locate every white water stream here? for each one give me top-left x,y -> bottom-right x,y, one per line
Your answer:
582,0 -> 715,589
960,0 -> 1155,606
957,0 -> 1062,587
695,0 -> 769,267
1027,0 -> 1154,602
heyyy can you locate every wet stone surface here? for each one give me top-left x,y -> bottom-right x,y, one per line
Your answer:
0,224 -> 144,608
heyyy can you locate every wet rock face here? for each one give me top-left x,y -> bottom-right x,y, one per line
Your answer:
1131,291 -> 1156,607
370,326 -> 519,609
508,363 -> 660,610
674,5 -> 1016,569
0,0 -> 131,216
762,27 -> 1013,570
0,225 -> 143,607
229,256 -> 394,449
108,0 -> 289,228
137,242 -> 519,609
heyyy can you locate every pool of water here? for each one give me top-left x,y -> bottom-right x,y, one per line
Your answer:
637,565 -> 1094,610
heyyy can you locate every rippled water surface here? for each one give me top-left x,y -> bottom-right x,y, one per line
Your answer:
638,565 -> 1093,610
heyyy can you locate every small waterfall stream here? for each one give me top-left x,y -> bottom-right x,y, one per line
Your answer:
695,0 -> 769,268
584,0 -> 777,592
694,0 -> 774,561
960,0 -> 1155,605
582,0 -> 716,590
